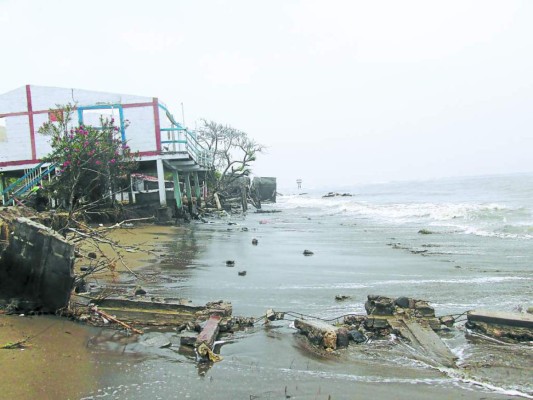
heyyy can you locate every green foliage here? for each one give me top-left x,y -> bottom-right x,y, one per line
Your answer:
39,104 -> 138,210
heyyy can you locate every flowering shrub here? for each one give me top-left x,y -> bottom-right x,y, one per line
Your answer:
39,105 -> 138,210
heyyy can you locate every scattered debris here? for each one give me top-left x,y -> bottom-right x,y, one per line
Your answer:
303,250 -> 314,256
418,229 -> 434,235
293,295 -> 458,368
252,238 -> 258,245
238,271 -> 247,276
265,309 -> 285,322
226,260 -> 235,267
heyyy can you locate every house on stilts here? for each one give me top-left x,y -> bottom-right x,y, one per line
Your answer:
0,85 -> 212,214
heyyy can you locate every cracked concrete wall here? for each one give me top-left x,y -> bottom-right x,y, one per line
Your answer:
0,215 -> 75,312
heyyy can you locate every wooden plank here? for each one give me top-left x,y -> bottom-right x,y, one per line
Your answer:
467,310 -> 533,329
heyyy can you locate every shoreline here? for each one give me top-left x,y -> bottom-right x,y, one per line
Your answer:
1,209 -> 531,399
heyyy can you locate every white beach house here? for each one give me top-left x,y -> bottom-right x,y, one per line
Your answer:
0,85 -> 211,209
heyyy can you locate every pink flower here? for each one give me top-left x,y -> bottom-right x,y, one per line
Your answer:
110,159 -> 116,164
95,160 -> 102,165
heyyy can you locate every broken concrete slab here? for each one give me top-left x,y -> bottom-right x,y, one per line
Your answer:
294,319 -> 346,351
466,310 -> 533,341
388,317 -> 457,368
0,212 -> 75,312
87,297 -> 232,327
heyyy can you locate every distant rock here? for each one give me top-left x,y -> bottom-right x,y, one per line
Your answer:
303,250 -> 314,256
418,229 -> 434,235
238,271 -> 247,276
252,238 -> 258,245
335,295 -> 351,301
322,192 -> 352,198
226,260 -> 235,267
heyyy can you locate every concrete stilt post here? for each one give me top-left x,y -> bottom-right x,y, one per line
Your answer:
184,173 -> 193,213
0,174 -> 6,205
172,170 -> 183,211
193,172 -> 202,207
156,158 -> 167,207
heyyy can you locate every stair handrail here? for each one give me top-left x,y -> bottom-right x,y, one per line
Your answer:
2,162 -> 57,205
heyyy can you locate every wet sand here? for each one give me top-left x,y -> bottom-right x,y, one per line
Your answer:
0,314 -> 97,400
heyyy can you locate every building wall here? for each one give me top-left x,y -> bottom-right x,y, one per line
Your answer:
30,86 -> 151,110
0,86 -> 27,114
0,115 -> 33,163
0,85 -> 165,168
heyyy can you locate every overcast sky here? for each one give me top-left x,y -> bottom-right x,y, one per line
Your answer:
1,0 -> 532,191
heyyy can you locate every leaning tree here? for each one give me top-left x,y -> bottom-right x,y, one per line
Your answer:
196,119 -> 264,200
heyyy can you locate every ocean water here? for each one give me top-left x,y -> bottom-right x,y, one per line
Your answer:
84,173 -> 532,399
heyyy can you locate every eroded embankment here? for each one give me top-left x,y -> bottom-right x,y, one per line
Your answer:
0,208 -> 75,312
